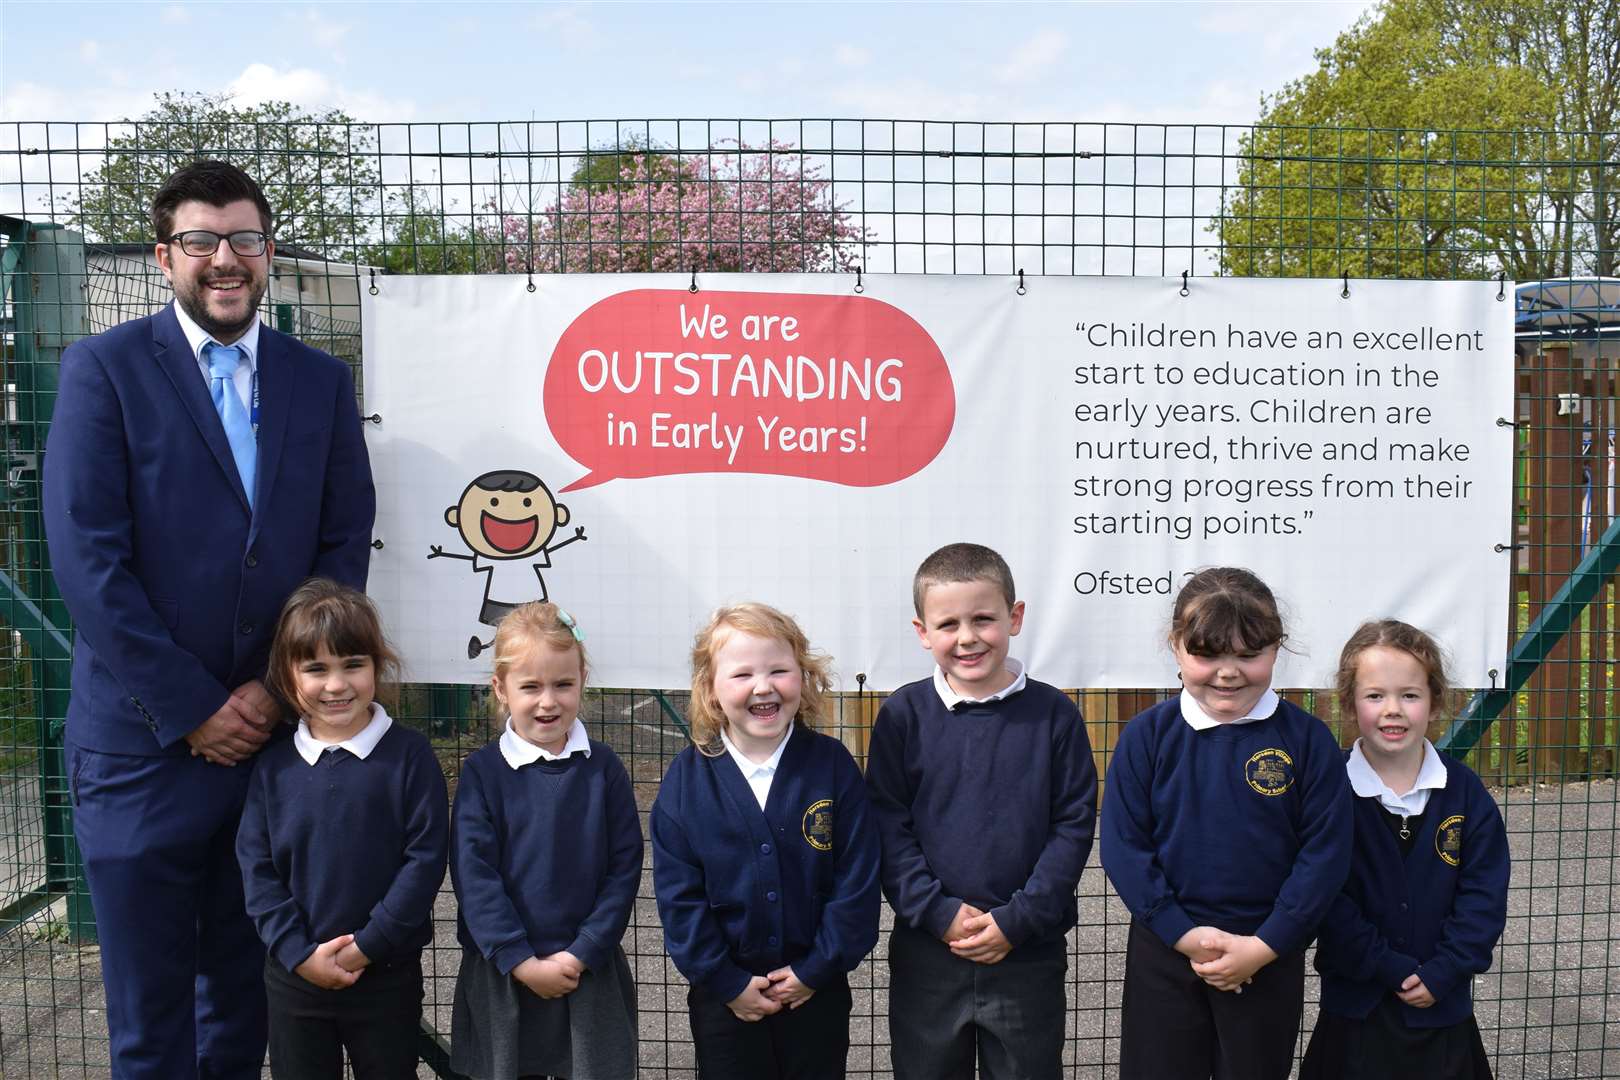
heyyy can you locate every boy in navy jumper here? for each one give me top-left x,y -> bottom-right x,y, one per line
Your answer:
865,543 -> 1097,1080
236,580 -> 448,1080
1100,567 -> 1352,1080
1302,621 -> 1508,1080
652,602 -> 881,1080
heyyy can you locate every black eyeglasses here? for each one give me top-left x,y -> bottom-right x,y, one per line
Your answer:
165,230 -> 270,258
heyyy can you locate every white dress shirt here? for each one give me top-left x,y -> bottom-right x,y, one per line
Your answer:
171,300 -> 259,413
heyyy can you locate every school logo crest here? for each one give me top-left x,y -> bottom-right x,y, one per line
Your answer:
1245,748 -> 1295,796
801,799 -> 834,852
1436,815 -> 1464,866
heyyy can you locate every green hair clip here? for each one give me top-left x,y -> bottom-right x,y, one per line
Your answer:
556,607 -> 586,643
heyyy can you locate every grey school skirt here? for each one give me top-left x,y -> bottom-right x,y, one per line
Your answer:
450,945 -> 637,1080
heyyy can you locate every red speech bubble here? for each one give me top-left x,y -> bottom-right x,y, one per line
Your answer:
545,289 -> 955,492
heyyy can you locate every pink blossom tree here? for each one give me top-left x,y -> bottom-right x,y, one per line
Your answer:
501,141 -> 867,274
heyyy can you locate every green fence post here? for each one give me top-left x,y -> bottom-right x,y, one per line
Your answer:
0,216 -> 95,940
430,684 -> 476,736
1440,512 -> 1620,760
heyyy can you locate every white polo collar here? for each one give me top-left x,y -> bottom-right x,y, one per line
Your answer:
499,717 -> 591,769
720,725 -> 791,776
294,703 -> 392,765
1179,687 -> 1280,731
931,657 -> 1028,711
1348,738 -> 1448,816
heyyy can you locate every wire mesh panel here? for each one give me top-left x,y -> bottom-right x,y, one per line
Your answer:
1,118 -> 1616,1078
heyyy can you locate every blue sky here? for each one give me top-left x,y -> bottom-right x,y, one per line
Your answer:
3,1 -> 1372,126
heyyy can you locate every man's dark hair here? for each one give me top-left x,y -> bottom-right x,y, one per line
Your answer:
473,470 -> 543,493
150,160 -> 274,242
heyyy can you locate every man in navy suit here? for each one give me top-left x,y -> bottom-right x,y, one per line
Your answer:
43,161 -> 375,1079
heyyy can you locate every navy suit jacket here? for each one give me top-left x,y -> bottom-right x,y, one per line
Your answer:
43,304 -> 375,755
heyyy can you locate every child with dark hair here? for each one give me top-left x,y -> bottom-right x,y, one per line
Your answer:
237,578 -> 448,1079
1100,567 -> 1352,1080
1302,620 -> 1508,1080
867,542 -> 1097,1080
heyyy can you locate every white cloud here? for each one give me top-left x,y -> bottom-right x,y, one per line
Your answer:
78,40 -> 101,63
826,77 -> 996,122
1085,79 -> 1262,128
532,4 -> 597,49
0,80 -> 155,127
1197,2 -> 1371,60
990,29 -> 1070,85
226,63 -> 418,123
835,44 -> 871,68
298,7 -> 352,60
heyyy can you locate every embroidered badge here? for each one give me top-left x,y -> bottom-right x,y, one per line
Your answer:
1245,747 -> 1295,796
801,799 -> 834,852
1436,814 -> 1464,867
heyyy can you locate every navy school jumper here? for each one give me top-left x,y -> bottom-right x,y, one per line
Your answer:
1314,751 -> 1509,1028
864,676 -> 1098,946
237,720 -> 449,972
650,724 -> 882,1003
1099,696 -> 1352,956
450,736 -> 643,975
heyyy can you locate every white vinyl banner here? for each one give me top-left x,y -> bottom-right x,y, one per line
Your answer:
363,274 -> 1514,690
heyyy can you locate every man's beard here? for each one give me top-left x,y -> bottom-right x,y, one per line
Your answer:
174,272 -> 266,341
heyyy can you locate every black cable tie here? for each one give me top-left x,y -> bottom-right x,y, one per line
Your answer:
1493,542 -> 1524,553
368,267 -> 378,296
1340,271 -> 1350,299
1495,417 -> 1525,429
1496,272 -> 1506,301
1179,270 -> 1190,297
363,413 -> 382,425
689,268 -> 699,294
854,267 -> 864,294
1488,668 -> 1498,690
526,270 -> 536,294
856,672 -> 867,692
371,539 -> 385,550
1016,268 -> 1027,295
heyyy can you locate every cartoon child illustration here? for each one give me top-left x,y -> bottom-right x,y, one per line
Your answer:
429,469 -> 587,658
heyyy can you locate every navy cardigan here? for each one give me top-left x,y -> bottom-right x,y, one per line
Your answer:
1313,751 -> 1509,1028
650,725 -> 881,1003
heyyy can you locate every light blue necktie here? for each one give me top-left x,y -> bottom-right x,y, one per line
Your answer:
204,342 -> 257,507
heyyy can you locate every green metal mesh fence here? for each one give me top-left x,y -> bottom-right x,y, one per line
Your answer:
2,119 -> 1616,1078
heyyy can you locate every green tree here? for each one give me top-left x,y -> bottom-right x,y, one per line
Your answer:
567,135 -> 685,195
62,91 -> 384,263
361,188 -> 507,274
1214,0 -> 1619,280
